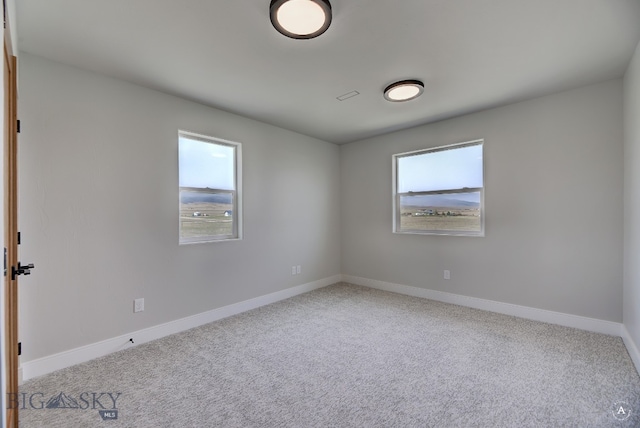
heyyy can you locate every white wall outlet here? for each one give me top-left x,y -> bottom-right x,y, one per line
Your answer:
444,270 -> 451,280
134,298 -> 145,313
296,265 -> 301,274
291,266 -> 297,275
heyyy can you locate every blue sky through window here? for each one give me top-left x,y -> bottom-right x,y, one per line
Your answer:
397,143 -> 483,193
179,136 -> 235,190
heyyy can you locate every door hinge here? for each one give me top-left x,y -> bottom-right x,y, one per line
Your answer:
17,119 -> 20,133
17,231 -> 21,245
3,247 -> 6,277
18,342 -> 21,356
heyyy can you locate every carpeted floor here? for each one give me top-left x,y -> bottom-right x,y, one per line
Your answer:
18,283 -> 640,427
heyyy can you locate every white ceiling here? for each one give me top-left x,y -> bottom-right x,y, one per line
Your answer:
16,0 -> 640,144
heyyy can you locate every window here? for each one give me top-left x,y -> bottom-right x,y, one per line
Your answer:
393,140 -> 484,236
179,131 -> 242,244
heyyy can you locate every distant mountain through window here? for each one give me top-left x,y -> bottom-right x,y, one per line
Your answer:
180,192 -> 233,205
401,194 -> 480,208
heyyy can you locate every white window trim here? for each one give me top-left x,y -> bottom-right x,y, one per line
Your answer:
392,139 -> 485,237
179,130 -> 243,245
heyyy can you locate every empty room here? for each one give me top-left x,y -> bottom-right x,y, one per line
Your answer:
3,0 -> 640,427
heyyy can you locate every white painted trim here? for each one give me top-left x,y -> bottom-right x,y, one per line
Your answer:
19,274 -> 634,383
622,325 -> 640,375
341,275 -> 623,336
20,275 -> 340,382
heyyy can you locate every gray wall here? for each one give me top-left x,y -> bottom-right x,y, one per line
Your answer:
17,53 -> 341,362
17,50 -> 630,364
624,41 -> 640,348
341,80 -> 624,322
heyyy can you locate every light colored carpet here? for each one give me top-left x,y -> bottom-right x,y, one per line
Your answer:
18,283 -> 640,427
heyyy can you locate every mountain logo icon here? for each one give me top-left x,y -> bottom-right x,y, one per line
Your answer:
45,392 -> 79,409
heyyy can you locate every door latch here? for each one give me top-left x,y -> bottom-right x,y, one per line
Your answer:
12,262 -> 34,280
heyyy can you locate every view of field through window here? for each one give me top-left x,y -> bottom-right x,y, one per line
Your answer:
399,192 -> 481,232
179,132 -> 238,243
395,141 -> 483,235
179,191 -> 234,238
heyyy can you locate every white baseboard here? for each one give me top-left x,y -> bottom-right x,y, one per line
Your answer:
341,275 -> 623,337
20,275 -> 341,382
19,274 -> 632,382
621,325 -> 640,374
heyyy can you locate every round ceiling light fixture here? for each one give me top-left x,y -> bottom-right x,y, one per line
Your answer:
270,0 -> 332,39
383,80 -> 425,102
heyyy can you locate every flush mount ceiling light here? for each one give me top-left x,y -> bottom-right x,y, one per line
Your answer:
384,80 -> 425,102
270,0 -> 332,39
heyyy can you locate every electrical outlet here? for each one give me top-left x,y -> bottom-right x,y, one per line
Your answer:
134,298 -> 145,313
291,266 -> 297,275
296,265 -> 301,274
444,270 -> 451,280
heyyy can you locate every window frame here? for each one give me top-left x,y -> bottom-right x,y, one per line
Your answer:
392,139 -> 485,237
178,130 -> 243,245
